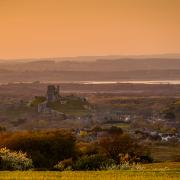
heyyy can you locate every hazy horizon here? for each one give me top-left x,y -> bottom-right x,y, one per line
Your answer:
1,53 -> 180,62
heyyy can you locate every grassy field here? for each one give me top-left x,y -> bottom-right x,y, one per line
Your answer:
142,162 -> 180,170
48,98 -> 89,116
0,163 -> 179,180
150,145 -> 180,162
102,122 -> 130,130
0,170 -> 179,180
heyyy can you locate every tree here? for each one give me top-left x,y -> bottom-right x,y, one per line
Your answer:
98,134 -> 145,163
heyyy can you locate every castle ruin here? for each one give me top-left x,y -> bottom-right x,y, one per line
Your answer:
38,85 -> 65,119
47,85 -> 60,102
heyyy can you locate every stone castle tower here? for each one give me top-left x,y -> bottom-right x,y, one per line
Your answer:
47,85 -> 60,102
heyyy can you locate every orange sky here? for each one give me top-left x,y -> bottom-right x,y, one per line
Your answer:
0,0 -> 180,59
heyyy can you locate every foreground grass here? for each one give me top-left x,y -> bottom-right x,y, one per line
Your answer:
143,162 -> 180,170
0,162 -> 179,180
0,170 -> 179,180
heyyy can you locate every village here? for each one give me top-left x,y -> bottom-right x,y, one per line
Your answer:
34,85 -> 180,144
0,84 -> 179,145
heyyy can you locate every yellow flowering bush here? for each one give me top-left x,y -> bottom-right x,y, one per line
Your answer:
0,147 -> 33,170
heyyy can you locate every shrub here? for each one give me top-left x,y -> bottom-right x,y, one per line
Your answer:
119,153 -> 153,164
99,158 -> 116,170
98,134 -> 133,160
98,134 -> 149,163
73,154 -> 114,170
139,155 -> 153,163
120,162 -> 144,170
0,147 -> 33,170
54,158 -> 73,171
77,142 -> 98,156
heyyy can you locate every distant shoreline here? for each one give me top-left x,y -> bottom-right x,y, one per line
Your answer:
1,80 -> 180,85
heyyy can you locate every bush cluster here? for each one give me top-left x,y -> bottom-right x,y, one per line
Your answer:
0,130 -> 76,169
73,154 -> 112,170
0,129 -> 152,171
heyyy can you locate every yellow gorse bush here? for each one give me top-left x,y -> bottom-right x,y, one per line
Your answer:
0,147 -> 33,170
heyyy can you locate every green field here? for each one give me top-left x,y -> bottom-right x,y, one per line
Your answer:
48,98 -> 89,116
102,122 -> 130,130
0,163 -> 179,180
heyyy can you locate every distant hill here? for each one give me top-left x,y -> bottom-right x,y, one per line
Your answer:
0,56 -> 180,72
1,53 -> 180,62
0,54 -> 180,83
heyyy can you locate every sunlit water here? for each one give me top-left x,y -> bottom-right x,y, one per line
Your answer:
81,80 -> 180,85
1,80 -> 180,85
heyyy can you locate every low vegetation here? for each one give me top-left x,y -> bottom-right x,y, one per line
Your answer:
0,129 -> 152,170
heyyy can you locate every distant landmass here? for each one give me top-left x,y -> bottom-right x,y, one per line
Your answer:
0,54 -> 180,83
1,53 -> 180,62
